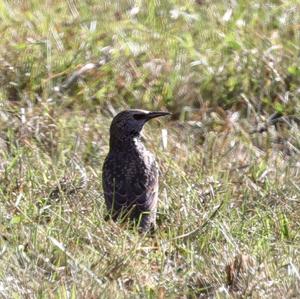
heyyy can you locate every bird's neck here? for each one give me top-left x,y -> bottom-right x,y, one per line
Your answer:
109,135 -> 146,153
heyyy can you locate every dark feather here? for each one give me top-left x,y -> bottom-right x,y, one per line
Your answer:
102,109 -> 170,232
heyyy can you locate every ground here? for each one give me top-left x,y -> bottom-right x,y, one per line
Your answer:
0,1 -> 299,298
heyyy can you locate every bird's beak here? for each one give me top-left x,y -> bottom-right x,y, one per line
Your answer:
146,111 -> 171,120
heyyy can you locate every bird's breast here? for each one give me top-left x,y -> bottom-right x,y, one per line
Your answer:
103,145 -> 157,188
102,143 -> 159,213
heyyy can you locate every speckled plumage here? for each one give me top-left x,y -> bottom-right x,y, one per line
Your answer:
102,109 -> 170,231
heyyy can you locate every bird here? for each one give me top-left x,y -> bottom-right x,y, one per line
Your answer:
102,109 -> 170,232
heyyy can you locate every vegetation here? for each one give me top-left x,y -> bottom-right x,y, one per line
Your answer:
0,0 -> 299,297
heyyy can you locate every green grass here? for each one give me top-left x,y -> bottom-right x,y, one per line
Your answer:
0,0 -> 300,298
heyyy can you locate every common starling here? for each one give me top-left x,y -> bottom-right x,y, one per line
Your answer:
102,109 -> 170,232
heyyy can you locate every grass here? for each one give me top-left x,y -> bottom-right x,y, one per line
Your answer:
0,0 -> 300,298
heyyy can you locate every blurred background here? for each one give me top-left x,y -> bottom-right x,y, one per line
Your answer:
1,0 -> 299,118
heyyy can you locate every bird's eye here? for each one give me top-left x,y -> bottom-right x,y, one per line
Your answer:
133,114 -> 145,120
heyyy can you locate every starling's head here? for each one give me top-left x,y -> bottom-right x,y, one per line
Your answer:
109,109 -> 170,147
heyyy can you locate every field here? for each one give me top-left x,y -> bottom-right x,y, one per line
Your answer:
0,1 -> 300,298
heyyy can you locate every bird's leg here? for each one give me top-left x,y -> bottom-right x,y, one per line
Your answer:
138,211 -> 157,233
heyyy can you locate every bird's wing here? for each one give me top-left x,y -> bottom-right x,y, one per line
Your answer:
102,155 -> 159,211
102,156 -> 128,209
